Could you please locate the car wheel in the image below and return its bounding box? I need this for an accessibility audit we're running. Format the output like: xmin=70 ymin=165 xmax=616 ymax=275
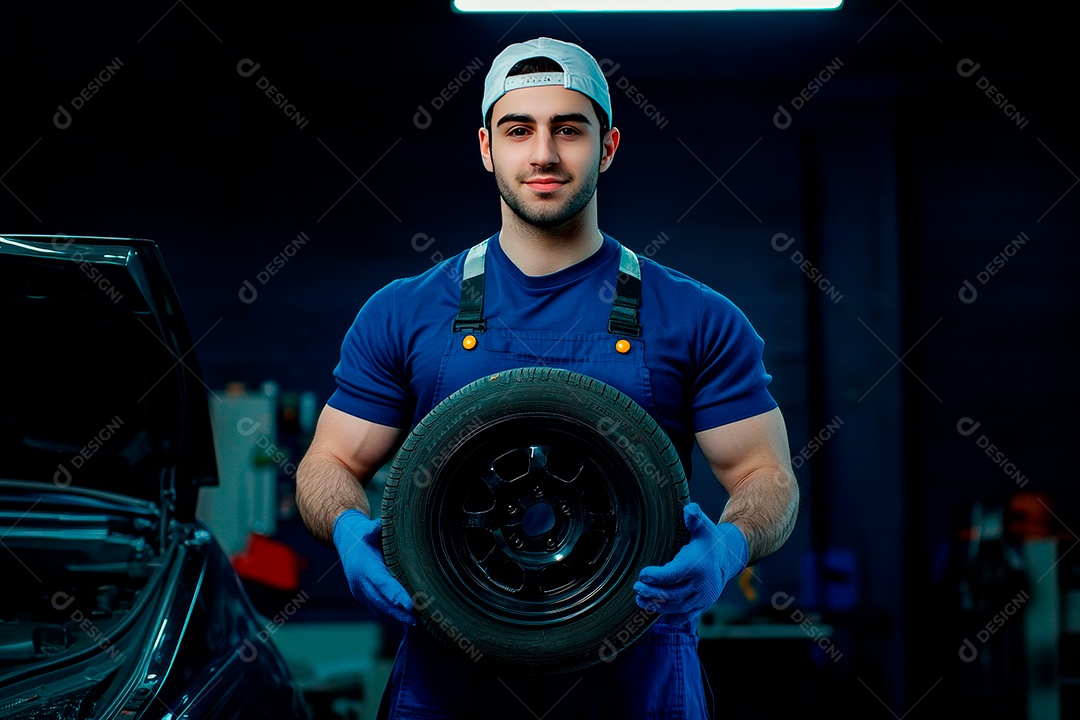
xmin=381 ymin=366 xmax=689 ymax=674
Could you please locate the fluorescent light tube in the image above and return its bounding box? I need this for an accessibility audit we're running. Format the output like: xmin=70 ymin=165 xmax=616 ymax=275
xmin=453 ymin=1 xmax=843 ymax=11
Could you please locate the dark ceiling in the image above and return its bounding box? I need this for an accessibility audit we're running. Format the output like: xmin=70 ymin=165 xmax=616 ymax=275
xmin=4 ymin=2 xmax=1068 ymax=237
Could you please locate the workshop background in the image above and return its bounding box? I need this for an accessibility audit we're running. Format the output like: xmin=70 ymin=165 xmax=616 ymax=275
xmin=3 ymin=1 xmax=1076 ymax=718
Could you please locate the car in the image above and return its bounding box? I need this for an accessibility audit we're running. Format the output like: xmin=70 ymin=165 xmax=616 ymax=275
xmin=0 ymin=234 xmax=312 ymax=719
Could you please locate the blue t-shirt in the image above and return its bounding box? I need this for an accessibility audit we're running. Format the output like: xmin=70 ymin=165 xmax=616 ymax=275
xmin=328 ymin=232 xmax=776 ymax=474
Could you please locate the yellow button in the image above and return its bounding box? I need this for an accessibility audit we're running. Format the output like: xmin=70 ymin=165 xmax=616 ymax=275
xmin=615 ymin=338 xmax=631 ymax=354
xmin=462 ymin=334 xmax=477 ymax=350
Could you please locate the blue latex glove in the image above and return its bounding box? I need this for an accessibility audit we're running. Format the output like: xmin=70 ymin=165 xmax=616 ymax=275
xmin=332 ymin=509 xmax=416 ymax=626
xmin=634 ymin=502 xmax=750 ymax=624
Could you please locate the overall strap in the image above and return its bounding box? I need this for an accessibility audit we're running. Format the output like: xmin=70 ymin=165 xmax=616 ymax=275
xmin=608 ymin=244 xmax=642 ymax=338
xmin=452 ymin=239 xmax=488 ymax=333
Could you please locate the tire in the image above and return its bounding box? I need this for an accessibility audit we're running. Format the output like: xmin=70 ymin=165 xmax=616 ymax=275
xmin=381 ymin=366 xmax=689 ymax=675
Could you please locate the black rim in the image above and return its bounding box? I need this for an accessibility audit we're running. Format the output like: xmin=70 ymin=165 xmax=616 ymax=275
xmin=430 ymin=414 xmax=642 ymax=625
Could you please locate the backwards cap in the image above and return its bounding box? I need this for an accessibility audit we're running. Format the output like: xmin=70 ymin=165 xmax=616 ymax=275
xmin=482 ymin=37 xmax=612 ymax=126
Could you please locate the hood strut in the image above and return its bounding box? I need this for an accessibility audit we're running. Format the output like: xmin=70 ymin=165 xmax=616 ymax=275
xmin=159 ymin=466 xmax=176 ymax=549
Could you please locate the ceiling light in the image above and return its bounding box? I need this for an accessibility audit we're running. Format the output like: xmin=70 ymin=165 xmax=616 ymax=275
xmin=453 ymin=0 xmax=843 ymax=11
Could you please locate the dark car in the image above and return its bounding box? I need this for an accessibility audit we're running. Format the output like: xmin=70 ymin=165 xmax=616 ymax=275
xmin=0 ymin=234 xmax=311 ymax=719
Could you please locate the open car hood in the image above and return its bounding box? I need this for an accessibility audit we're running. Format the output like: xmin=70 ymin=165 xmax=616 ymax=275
xmin=0 ymin=234 xmax=217 ymax=520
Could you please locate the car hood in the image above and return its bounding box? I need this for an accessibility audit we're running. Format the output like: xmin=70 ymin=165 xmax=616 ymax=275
xmin=0 ymin=234 xmax=217 ymax=520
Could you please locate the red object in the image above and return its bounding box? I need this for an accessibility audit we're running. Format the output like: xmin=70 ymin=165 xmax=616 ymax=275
xmin=231 ymin=533 xmax=305 ymax=591
xmin=1007 ymin=492 xmax=1070 ymax=540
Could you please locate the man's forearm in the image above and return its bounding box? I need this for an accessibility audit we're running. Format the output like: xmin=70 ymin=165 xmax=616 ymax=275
xmin=295 ymin=452 xmax=371 ymax=546
xmin=718 ymin=466 xmax=799 ymax=564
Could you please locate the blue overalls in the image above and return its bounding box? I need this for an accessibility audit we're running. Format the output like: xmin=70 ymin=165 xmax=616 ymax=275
xmin=379 ymin=238 xmax=713 ymax=720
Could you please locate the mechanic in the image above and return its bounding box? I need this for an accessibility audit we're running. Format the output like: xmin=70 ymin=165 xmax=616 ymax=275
xmin=296 ymin=36 xmax=799 ymax=720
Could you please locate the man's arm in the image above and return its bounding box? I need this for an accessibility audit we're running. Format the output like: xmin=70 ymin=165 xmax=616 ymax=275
xmin=295 ymin=404 xmax=407 ymax=545
xmin=695 ymin=406 xmax=799 ymax=564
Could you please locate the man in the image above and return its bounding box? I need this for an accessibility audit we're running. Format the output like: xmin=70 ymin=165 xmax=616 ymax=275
xmin=296 ymin=37 xmax=799 ymax=719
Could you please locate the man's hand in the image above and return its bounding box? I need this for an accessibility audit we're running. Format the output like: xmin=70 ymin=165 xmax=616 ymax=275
xmin=333 ymin=509 xmax=416 ymax=626
xmin=633 ymin=503 xmax=749 ymax=624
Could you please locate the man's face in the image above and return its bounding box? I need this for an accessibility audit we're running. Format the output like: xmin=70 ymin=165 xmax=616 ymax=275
xmin=480 ymin=85 xmax=616 ymax=230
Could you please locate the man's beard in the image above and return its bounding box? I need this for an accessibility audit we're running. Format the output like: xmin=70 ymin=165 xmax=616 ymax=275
xmin=494 ymin=161 xmax=600 ymax=230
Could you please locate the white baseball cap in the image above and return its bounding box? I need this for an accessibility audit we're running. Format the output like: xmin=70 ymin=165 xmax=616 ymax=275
xmin=482 ymin=37 xmax=612 ymax=126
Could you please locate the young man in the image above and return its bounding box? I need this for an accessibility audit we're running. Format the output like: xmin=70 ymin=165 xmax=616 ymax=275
xmin=296 ymin=37 xmax=799 ymax=719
